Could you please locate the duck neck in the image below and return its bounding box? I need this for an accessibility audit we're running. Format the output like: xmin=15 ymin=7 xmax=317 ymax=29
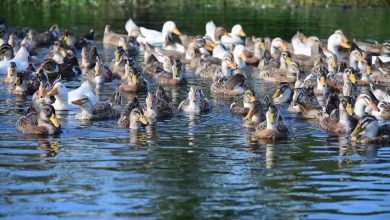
xmin=221 ymin=61 xmax=232 ymax=78
xmin=354 ymin=98 xmax=367 ymax=118
xmin=339 ymin=108 xmax=351 ymax=132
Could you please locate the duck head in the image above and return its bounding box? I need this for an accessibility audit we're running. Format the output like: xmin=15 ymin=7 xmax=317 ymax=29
xmin=172 ymin=59 xmax=183 ymax=78
xmin=39 ymin=104 xmax=60 ymax=129
xmin=231 ymin=24 xmax=246 ymax=37
xmin=327 ymin=30 xmax=350 ymax=60
xmin=343 ymin=67 xmax=357 ymax=84
xmin=340 ymin=96 xmax=354 ymax=116
xmin=266 ymin=104 xmax=280 ymax=130
xmin=7 ymin=62 xmax=16 ymax=82
xmin=162 ymin=21 xmax=181 ymax=37
xmin=129 ymin=108 xmax=149 ymax=129
xmin=71 ymin=95 xmax=93 ymax=113
xmin=273 ymin=82 xmax=292 ymax=103
xmin=243 ymin=89 xmax=256 ymax=108
xmin=351 ymin=114 xmax=379 ymax=139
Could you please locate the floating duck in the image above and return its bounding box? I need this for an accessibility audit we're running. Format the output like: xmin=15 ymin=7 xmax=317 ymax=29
xmin=178 ymin=86 xmax=212 ymax=113
xmin=351 ymin=114 xmax=390 ymax=144
xmin=254 ymin=104 xmax=288 ymax=140
xmin=16 ymin=104 xmax=61 ymax=135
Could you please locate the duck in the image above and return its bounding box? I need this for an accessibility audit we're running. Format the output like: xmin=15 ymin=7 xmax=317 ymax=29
xmin=120 ymin=59 xmax=148 ymax=93
xmin=243 ymin=37 xmax=267 ymax=66
xmin=233 ymin=44 xmax=248 ymax=69
xmin=242 ymin=93 xmax=265 ymax=129
xmin=354 ymin=89 xmax=380 ymax=118
xmin=205 ymin=20 xmax=217 ymax=42
xmin=80 ymin=46 xmax=99 ymax=69
xmin=85 ymin=57 xmax=113 ymax=84
xmin=291 ymin=31 xmax=320 ymax=57
xmin=11 ymin=71 xmax=39 ymax=96
xmin=272 ymin=82 xmax=293 ymax=104
xmin=118 ymin=97 xmax=149 ymax=129
xmin=71 ymin=90 xmax=122 ymax=121
xmin=2 ymin=61 xmax=16 ymax=84
xmin=0 ymin=45 xmax=29 ymax=74
xmin=36 ymin=24 xmax=61 ymax=47
xmin=16 ymin=104 xmax=61 ymax=135
xmin=319 ymin=96 xmax=357 ymax=134
xmin=328 ymin=67 xmax=357 ymax=94
xmin=135 ymin=20 xmax=182 ymax=49
xmin=110 ymin=47 xmax=128 ymax=79
xmin=211 ymin=71 xmax=246 ymax=96
xmin=351 ymin=114 xmax=390 ymax=144
xmin=301 ymin=66 xmax=329 ymax=96
xmin=38 ymin=59 xmax=60 ymax=79
xmin=178 ymin=86 xmax=212 ymax=113
xmin=230 ymin=89 xmax=256 ymax=116
xmin=269 ymin=37 xmax=288 ymax=59
xmin=102 ymin=25 xmax=128 ymax=47
xmin=47 ymin=77 xmax=97 ymax=111
xmin=254 ymin=104 xmax=288 ymax=140
xmin=143 ymin=87 xmax=175 ymax=123
xmin=118 ymin=36 xmax=140 ymax=58
xmin=59 ymin=50 xmax=82 ymax=77
xmin=375 ymin=57 xmax=390 ymax=75
xmin=327 ymin=30 xmax=351 ymax=61
xmin=221 ymin=24 xmax=246 ymax=50
xmin=212 ymin=27 xmax=232 ymax=59
xmin=155 ymin=59 xmax=187 ymax=87
xmin=259 ymin=51 xmax=299 ymax=83
xmin=32 ymin=71 xmax=53 ymax=107
xmin=196 ymin=52 xmax=236 ymax=79
xmin=371 ymin=101 xmax=390 ymax=121
xmin=288 ymin=87 xmax=322 ymax=117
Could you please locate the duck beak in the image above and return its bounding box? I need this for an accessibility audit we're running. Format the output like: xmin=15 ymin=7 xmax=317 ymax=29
xmin=205 ymin=41 xmax=216 ymax=51
xmin=339 ymin=37 xmax=351 ymax=49
xmin=240 ymin=52 xmax=248 ymax=61
xmin=139 ymin=114 xmax=149 ymax=125
xmin=172 ymin=28 xmax=182 ymax=36
xmin=131 ymin=74 xmax=137 ymax=85
xmin=273 ymin=88 xmax=282 ymax=98
xmin=349 ymin=73 xmax=357 ymax=84
xmin=229 ymin=61 xmax=237 ymax=69
xmin=239 ymin=29 xmax=246 ymax=37
xmin=38 ymin=86 xmax=46 ymax=98
xmin=50 ymin=113 xmax=60 ymax=128
xmin=115 ymin=53 xmax=121 ymax=62
xmin=319 ymin=76 xmax=326 ymax=87
xmin=280 ymin=42 xmax=288 ymax=50
xmin=285 ymin=57 xmax=292 ymax=65
xmin=366 ymin=65 xmax=372 ymax=74
xmin=351 ymin=124 xmax=362 ymax=137
xmin=346 ymin=103 xmax=353 ymax=115
xmin=369 ymin=102 xmax=379 ymax=112
xmin=249 ymin=95 xmax=256 ymax=103
xmin=71 ymin=98 xmax=83 ymax=106
xmin=172 ymin=65 xmax=179 ymax=78
xmin=331 ymin=58 xmax=337 ymax=68
xmin=269 ymin=111 xmax=276 ymax=125
xmin=259 ymin=42 xmax=266 ymax=50
xmin=47 ymin=86 xmax=58 ymax=96
xmin=13 ymin=76 xmax=21 ymax=86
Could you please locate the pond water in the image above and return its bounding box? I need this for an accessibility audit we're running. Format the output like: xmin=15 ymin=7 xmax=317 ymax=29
xmin=1 ymin=2 xmax=390 ymax=219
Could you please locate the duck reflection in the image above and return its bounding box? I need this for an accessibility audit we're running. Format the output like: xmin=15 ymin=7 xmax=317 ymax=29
xmin=38 ymin=138 xmax=60 ymax=158
xmin=129 ymin=124 xmax=156 ymax=146
xmin=246 ymin=135 xmax=279 ymax=168
xmin=338 ymin=140 xmax=379 ymax=168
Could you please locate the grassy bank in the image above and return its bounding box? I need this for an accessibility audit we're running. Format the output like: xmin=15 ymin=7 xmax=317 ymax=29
xmin=6 ymin=0 xmax=390 ymax=8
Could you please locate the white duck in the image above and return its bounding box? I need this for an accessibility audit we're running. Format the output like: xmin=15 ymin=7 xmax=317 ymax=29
xmin=205 ymin=21 xmax=217 ymax=42
xmin=291 ymin=31 xmax=320 ymax=57
xmin=327 ymin=30 xmax=351 ymax=61
xmin=0 ymin=46 xmax=29 ymax=74
xmin=221 ymin=24 xmax=246 ymax=50
xmin=47 ymin=80 xmax=97 ymax=111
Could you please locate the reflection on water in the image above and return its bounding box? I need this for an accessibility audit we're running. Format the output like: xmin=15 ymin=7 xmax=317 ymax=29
xmin=1 ymin=2 xmax=390 ymax=220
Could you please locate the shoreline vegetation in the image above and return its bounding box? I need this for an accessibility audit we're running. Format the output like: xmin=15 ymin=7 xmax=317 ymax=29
xmin=5 ymin=0 xmax=390 ymax=8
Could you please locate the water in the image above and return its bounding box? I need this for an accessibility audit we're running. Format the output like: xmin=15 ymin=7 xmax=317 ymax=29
xmin=1 ymin=2 xmax=390 ymax=219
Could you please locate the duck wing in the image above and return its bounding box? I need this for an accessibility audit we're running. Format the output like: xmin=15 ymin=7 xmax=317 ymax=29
xmin=227 ymin=73 xmax=245 ymax=90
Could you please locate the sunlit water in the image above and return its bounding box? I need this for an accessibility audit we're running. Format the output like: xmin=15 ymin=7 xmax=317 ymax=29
xmin=1 ymin=3 xmax=390 ymax=219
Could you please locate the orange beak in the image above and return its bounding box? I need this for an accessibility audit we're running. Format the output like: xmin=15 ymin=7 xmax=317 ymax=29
xmin=204 ymin=41 xmax=216 ymax=51
xmin=71 ymin=98 xmax=84 ymax=105
xmin=172 ymin=28 xmax=182 ymax=36
xmin=38 ymin=87 xmax=46 ymax=98
xmin=228 ymin=61 xmax=237 ymax=69
xmin=47 ymin=86 xmax=58 ymax=96
xmin=331 ymin=58 xmax=337 ymax=68
xmin=239 ymin=29 xmax=246 ymax=37
xmin=369 ymin=102 xmax=379 ymax=112
xmin=249 ymin=95 xmax=256 ymax=102
xmin=280 ymin=42 xmax=287 ymax=50
xmin=339 ymin=36 xmax=351 ymax=49
xmin=240 ymin=53 xmax=248 ymax=61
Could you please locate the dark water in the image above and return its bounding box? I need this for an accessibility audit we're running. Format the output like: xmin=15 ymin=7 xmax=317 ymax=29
xmin=1 ymin=3 xmax=390 ymax=219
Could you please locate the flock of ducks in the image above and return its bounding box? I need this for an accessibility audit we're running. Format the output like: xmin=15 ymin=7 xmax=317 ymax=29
xmin=0 ymin=17 xmax=389 ymax=144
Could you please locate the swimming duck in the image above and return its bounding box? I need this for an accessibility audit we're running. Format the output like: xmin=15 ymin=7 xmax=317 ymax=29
xmin=32 ymin=71 xmax=53 ymax=107
xmin=118 ymin=97 xmax=149 ymax=129
xmin=102 ymin=25 xmax=128 ymax=47
xmin=291 ymin=31 xmax=320 ymax=57
xmin=319 ymin=96 xmax=357 ymax=134
xmin=328 ymin=67 xmax=357 ymax=94
xmin=118 ymin=36 xmax=140 ymax=58
xmin=86 ymin=57 xmax=113 ymax=84
xmin=36 ymin=24 xmax=60 ymax=47
xmin=327 ymin=30 xmax=351 ymax=61
xmin=0 ymin=46 xmax=29 ymax=74
xmin=230 ymin=89 xmax=256 ymax=116
xmin=221 ymin=24 xmax=246 ymax=50
xmin=371 ymin=101 xmax=390 ymax=121
xmin=211 ymin=70 xmax=246 ymax=96
xmin=16 ymin=104 xmax=61 ymax=135
xmin=196 ymin=52 xmax=236 ymax=79
xmin=71 ymin=90 xmax=122 ymax=121
xmin=155 ymin=59 xmax=187 ymax=87
xmin=212 ymin=27 xmax=232 ymax=59
xmin=110 ymin=47 xmax=128 ymax=79
xmin=47 ymin=77 xmax=97 ymax=111
xmin=120 ymin=59 xmax=148 ymax=93
xmin=59 ymin=50 xmax=81 ymax=77
xmin=178 ymin=86 xmax=212 ymax=113
xmin=80 ymin=46 xmax=99 ymax=69
xmin=254 ymin=104 xmax=288 ymax=140
xmin=143 ymin=87 xmax=175 ymax=123
xmin=270 ymin=37 xmax=288 ymax=59
xmin=135 ymin=20 xmax=182 ymax=49
xmin=242 ymin=93 xmax=265 ymax=129
xmin=233 ymin=44 xmax=248 ymax=69
xmin=272 ymin=82 xmax=293 ymax=104
xmin=2 ymin=61 xmax=16 ymax=84
xmin=259 ymin=51 xmax=299 ymax=83
xmin=11 ymin=71 xmax=39 ymax=96
xmin=354 ymin=90 xmax=380 ymax=118
xmin=351 ymin=114 xmax=390 ymax=144
xmin=288 ymin=87 xmax=322 ymax=117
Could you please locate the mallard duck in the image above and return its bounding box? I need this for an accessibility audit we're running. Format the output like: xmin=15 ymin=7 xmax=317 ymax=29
xmin=272 ymin=82 xmax=293 ymax=104
xmin=243 ymin=37 xmax=267 ymax=66
xmin=301 ymin=66 xmax=329 ymax=96
xmin=371 ymin=101 xmax=390 ymax=121
xmin=288 ymin=87 xmax=322 ymax=118
xmin=110 ymin=47 xmax=128 ymax=79
xmin=0 ymin=43 xmax=14 ymax=60
xmin=118 ymin=97 xmax=149 ymax=129
xmin=11 ymin=71 xmax=39 ymax=96
xmin=155 ymin=59 xmax=187 ymax=87
xmin=196 ymin=52 xmax=236 ymax=79
xmin=319 ymin=96 xmax=357 ymax=134
xmin=120 ymin=59 xmax=147 ymax=93
xmin=327 ymin=30 xmax=351 ymax=61
xmin=102 ymin=25 xmax=128 ymax=47
xmin=0 ymin=46 xmax=29 ymax=74
xmin=349 ymin=49 xmax=364 ymax=72
xmin=47 ymin=78 xmax=97 ymax=111
xmin=16 ymin=104 xmax=61 ymax=135
xmin=354 ymin=90 xmax=380 ymax=118
xmin=211 ymin=72 xmax=246 ymax=96
xmin=221 ymin=24 xmax=246 ymax=50
xmin=254 ymin=104 xmax=288 ymax=140
xmin=143 ymin=87 xmax=175 ymax=123
xmin=59 ymin=50 xmax=81 ymax=77
xmin=242 ymin=94 xmax=265 ymax=129
xmin=86 ymin=57 xmax=113 ymax=84
xmin=230 ymin=89 xmax=256 ymax=116
xmin=328 ymin=67 xmax=357 ymax=94
xmin=118 ymin=36 xmax=140 ymax=58
xmin=351 ymin=114 xmax=390 ymax=144
xmin=178 ymin=86 xmax=212 ymax=113
xmin=2 ymin=61 xmax=16 ymax=84
xmin=269 ymin=37 xmax=288 ymax=59
xmin=80 ymin=46 xmax=98 ymax=69
xmin=32 ymin=71 xmax=53 ymax=107
xmin=259 ymin=51 xmax=299 ymax=83
xmin=71 ymin=90 xmax=122 ymax=121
